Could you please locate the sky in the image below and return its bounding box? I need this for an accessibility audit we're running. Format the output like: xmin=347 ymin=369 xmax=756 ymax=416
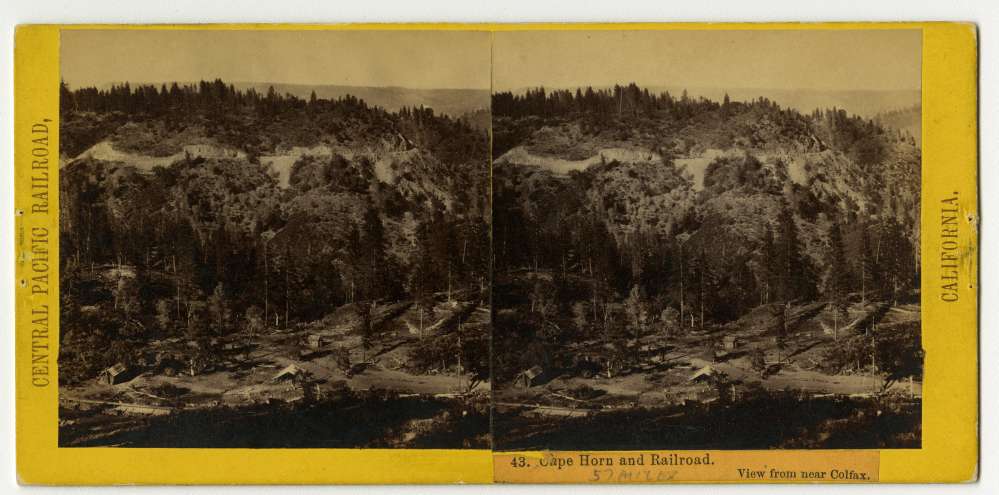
xmin=61 ymin=29 xmax=492 ymax=90
xmin=492 ymin=29 xmax=921 ymax=93
xmin=60 ymin=28 xmax=921 ymax=112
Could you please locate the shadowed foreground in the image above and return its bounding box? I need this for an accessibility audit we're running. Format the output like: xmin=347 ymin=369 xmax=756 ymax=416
xmin=494 ymin=390 xmax=920 ymax=451
xmin=60 ymin=393 xmax=490 ymax=449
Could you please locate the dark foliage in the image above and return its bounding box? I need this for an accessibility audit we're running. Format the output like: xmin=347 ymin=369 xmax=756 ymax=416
xmin=494 ymin=391 xmax=920 ymax=451
xmin=60 ymin=393 xmax=489 ymax=449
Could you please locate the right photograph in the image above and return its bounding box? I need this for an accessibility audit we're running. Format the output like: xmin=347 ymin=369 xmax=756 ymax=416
xmin=491 ymin=29 xmax=923 ymax=450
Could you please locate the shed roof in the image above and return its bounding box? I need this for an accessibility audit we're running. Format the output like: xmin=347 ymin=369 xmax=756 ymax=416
xmin=520 ymin=365 xmax=544 ymax=380
xmin=106 ymin=363 xmax=127 ymax=376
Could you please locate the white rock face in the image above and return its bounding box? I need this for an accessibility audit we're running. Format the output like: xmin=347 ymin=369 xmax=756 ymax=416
xmin=498 ymin=145 xmax=752 ymax=192
xmin=72 ymin=141 xmax=247 ymax=172
xmin=496 ymin=145 xmax=662 ymax=175
xmin=259 ymin=145 xmax=334 ymax=188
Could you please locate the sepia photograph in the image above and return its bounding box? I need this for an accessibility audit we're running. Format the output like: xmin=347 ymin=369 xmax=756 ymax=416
xmin=491 ymin=29 xmax=923 ymax=450
xmin=57 ymin=29 xmax=492 ymax=448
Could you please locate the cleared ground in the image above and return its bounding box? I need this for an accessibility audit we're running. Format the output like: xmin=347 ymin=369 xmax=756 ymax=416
xmin=494 ymin=280 xmax=922 ymax=450
xmin=59 ymin=296 xmax=490 ymax=448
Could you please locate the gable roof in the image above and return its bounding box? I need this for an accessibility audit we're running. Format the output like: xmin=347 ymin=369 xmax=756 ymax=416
xmin=689 ymin=365 xmax=721 ymax=382
xmin=273 ymin=364 xmax=304 ymax=381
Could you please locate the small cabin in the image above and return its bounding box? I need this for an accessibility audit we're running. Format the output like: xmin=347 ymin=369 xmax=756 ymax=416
xmin=273 ymin=364 xmax=305 ymax=382
xmin=723 ymin=335 xmax=742 ymax=350
xmin=514 ymin=366 xmax=545 ymax=388
xmin=688 ymin=365 xmax=723 ymax=384
xmin=97 ymin=363 xmax=130 ymax=385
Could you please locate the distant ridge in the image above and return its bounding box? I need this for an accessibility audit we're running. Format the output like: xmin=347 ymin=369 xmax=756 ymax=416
xmin=507 ymin=85 xmax=920 ymax=119
xmin=874 ymin=105 xmax=921 ymax=146
xmin=232 ymin=82 xmax=490 ymax=118
xmin=93 ymin=81 xmax=490 ymax=119
xmin=654 ymin=87 xmax=920 ymax=119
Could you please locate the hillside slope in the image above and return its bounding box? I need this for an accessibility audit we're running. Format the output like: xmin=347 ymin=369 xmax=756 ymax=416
xmin=58 ymin=80 xmax=490 ymax=390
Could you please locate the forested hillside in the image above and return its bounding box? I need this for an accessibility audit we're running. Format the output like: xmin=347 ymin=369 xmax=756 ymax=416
xmin=492 ymin=83 xmax=922 ymax=450
xmin=493 ymin=83 xmax=921 ymax=384
xmin=58 ymin=80 xmax=490 ymax=385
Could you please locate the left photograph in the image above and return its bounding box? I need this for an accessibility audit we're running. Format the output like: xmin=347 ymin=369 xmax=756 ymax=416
xmin=57 ymin=29 xmax=492 ymax=448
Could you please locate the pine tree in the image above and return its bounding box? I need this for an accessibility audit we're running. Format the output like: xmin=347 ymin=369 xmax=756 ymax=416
xmin=359 ymin=301 xmax=374 ymax=362
xmin=207 ymin=282 xmax=228 ymax=335
xmin=359 ymin=208 xmax=386 ymax=303
xmin=625 ymin=284 xmax=648 ymax=339
xmin=775 ymin=202 xmax=814 ymax=302
xmin=826 ymin=219 xmax=850 ymax=338
xmin=60 ymin=80 xmax=75 ymax=116
xmin=588 ymin=216 xmax=617 ymax=333
xmin=695 ymin=246 xmax=709 ymax=328
xmin=857 ymin=222 xmax=877 ymax=304
xmin=878 ymin=218 xmax=915 ymax=305
xmin=760 ymin=224 xmax=778 ymax=305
